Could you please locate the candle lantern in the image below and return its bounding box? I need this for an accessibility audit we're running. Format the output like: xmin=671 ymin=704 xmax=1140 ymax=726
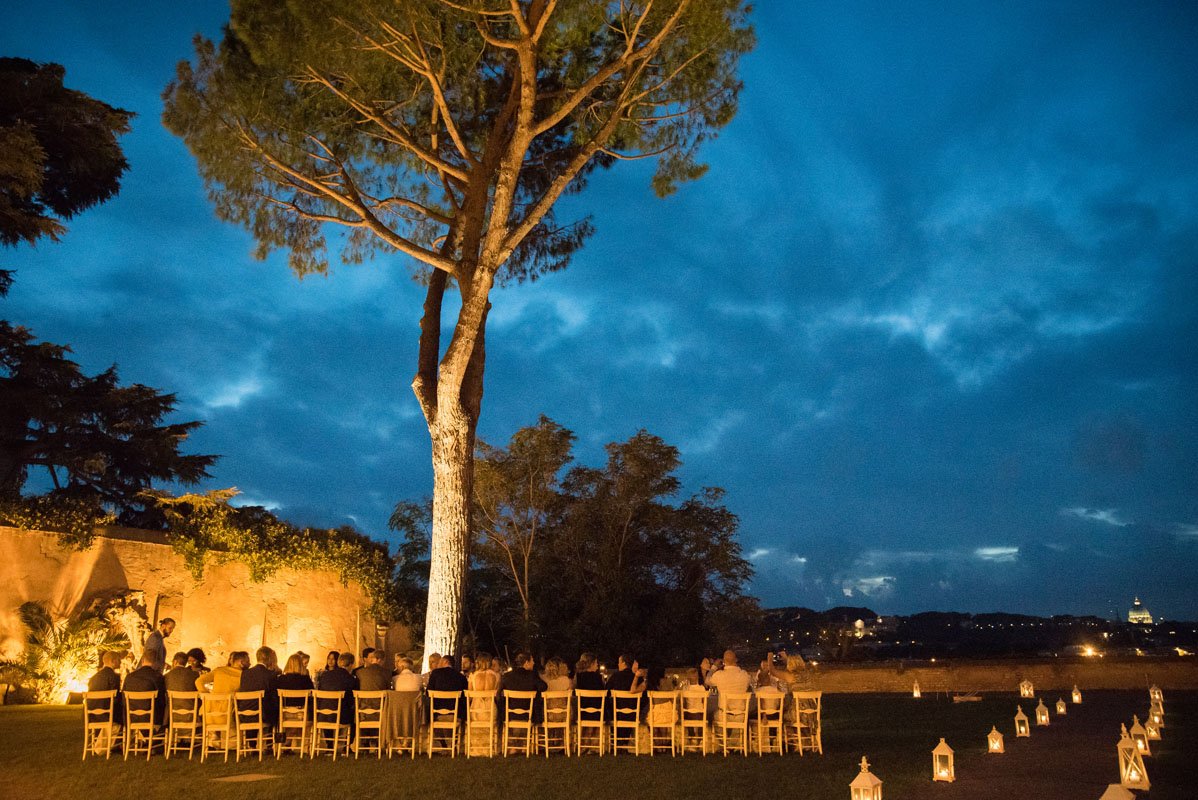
xmin=1014 ymin=706 xmax=1030 ymax=737
xmin=1118 ymin=725 xmax=1150 ymax=791
xmin=987 ymin=726 xmax=1004 ymax=754
xmin=932 ymin=738 xmax=954 ymax=782
xmin=1056 ymin=698 xmax=1067 ymax=715
xmin=1145 ymin=716 xmax=1161 ymax=741
xmin=1072 ymin=685 xmax=1082 ymax=704
xmin=1129 ymin=716 xmax=1150 ymax=756
xmin=1149 ymin=700 xmax=1164 ymax=729
xmin=912 ymin=680 xmax=921 ymax=699
xmin=850 ymin=756 xmax=883 ymax=800
xmin=1149 ymin=684 xmax=1163 ymax=704
xmin=1035 ymin=699 xmax=1050 ymax=726
xmin=1019 ymin=679 xmax=1034 ymax=698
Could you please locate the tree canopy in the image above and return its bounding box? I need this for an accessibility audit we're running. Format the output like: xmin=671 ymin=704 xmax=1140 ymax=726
xmin=164 ymin=0 xmax=754 ymax=660
xmin=0 ymin=57 xmax=134 ymax=292
xmin=0 ymin=322 xmax=217 ymax=527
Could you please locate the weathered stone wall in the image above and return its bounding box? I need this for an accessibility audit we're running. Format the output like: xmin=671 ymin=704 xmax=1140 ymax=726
xmin=0 ymin=526 xmax=411 ymax=668
xmin=805 ymin=659 xmax=1198 ymax=693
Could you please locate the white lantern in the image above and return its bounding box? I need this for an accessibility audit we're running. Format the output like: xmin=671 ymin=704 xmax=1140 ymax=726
xmin=1072 ymin=685 xmax=1082 ymax=704
xmin=1118 ymin=725 xmax=1150 ymax=791
xmin=1149 ymin=684 xmax=1163 ymax=703
xmin=912 ymin=680 xmax=921 ymax=699
xmin=1145 ymin=716 xmax=1161 ymax=741
xmin=1035 ymin=699 xmax=1050 ymax=726
xmin=850 ymin=756 xmax=883 ymax=800
xmin=1019 ymin=679 xmax=1034 ymax=698
xmin=1056 ymin=698 xmax=1067 ymax=715
xmin=987 ymin=726 xmax=1004 ymax=754
xmin=1129 ymin=716 xmax=1150 ymax=756
xmin=1014 ymin=705 xmax=1030 ymax=737
xmin=1149 ymin=700 xmax=1164 ymax=729
xmin=932 ymin=738 xmax=954 ymax=782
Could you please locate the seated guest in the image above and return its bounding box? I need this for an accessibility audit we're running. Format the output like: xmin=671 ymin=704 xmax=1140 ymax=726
xmin=197 ymin=651 xmax=249 ymax=694
xmin=392 ymin=651 xmax=405 ymax=677
xmin=573 ymin=653 xmax=604 ymax=691
xmin=123 ymin=650 xmax=168 ymax=726
xmin=277 ymin=652 xmax=315 ymax=691
xmin=296 ymin=651 xmax=310 ymax=678
xmin=392 ymin=657 xmax=422 ymax=691
xmin=186 ymin=647 xmax=208 ymax=674
xmin=427 ymin=655 xmax=468 ymax=692
xmin=87 ymin=650 xmax=125 ymax=725
xmin=316 ymin=651 xmax=339 ymax=684
xmin=605 ymin=654 xmax=646 ymax=693
xmin=316 ymin=651 xmax=357 ymax=728
xmin=165 ymin=651 xmax=199 ymax=693
xmin=499 ymin=652 xmax=547 ymax=723
xmin=460 ymin=654 xmax=474 ymax=677
xmin=421 ymin=652 xmax=440 ymax=687
xmin=353 ymin=647 xmax=375 ymax=679
xmin=239 ymin=646 xmax=280 ymax=729
xmin=542 ymin=656 xmax=573 ymax=692
xmin=468 ymin=653 xmax=499 ymax=692
xmin=706 ymin=649 xmax=751 ymax=695
xmin=356 ymin=648 xmax=392 ymax=692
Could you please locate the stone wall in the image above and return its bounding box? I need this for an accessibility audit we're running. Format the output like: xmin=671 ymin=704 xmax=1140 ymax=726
xmin=0 ymin=526 xmax=411 ymax=669
xmin=806 ymin=659 xmax=1198 ymax=693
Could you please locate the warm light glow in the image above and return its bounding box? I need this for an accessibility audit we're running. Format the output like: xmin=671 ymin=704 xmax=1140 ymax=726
xmin=1082 ymin=645 xmax=1096 ymax=656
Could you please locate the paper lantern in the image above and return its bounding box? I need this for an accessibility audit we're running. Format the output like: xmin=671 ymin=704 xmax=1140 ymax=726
xmin=912 ymin=680 xmax=921 ymax=699
xmin=1129 ymin=716 xmax=1150 ymax=756
xmin=932 ymin=738 xmax=954 ymax=782
xmin=1056 ymin=698 xmax=1067 ymax=715
xmin=1019 ymin=679 xmax=1035 ymax=698
xmin=1118 ymin=725 xmax=1150 ymax=791
xmin=850 ymin=756 xmax=883 ymax=800
xmin=1014 ymin=706 xmax=1030 ymax=737
xmin=1149 ymin=684 xmax=1163 ymax=704
xmin=987 ymin=726 xmax=1004 ymax=754
xmin=1036 ymin=699 xmax=1050 ymax=726
xmin=1072 ymin=685 xmax=1082 ymax=704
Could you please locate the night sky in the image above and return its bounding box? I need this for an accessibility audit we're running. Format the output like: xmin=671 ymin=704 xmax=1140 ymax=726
xmin=5 ymin=2 xmax=1197 ymax=620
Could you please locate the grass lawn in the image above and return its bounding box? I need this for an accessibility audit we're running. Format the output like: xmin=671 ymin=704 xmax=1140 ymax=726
xmin=1 ymin=691 xmax=1192 ymax=799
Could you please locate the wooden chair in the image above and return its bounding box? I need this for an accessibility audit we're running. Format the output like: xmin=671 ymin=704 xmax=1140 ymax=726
xmin=276 ymin=689 xmax=310 ymax=758
xmin=610 ymin=690 xmax=642 ymax=755
xmin=647 ymin=691 xmax=678 ymax=756
xmin=123 ymin=690 xmax=161 ymax=761
xmin=353 ymin=690 xmax=387 ymax=759
xmin=387 ymin=690 xmax=422 ymax=758
xmin=502 ymin=690 xmax=537 ymax=757
xmin=540 ymin=690 xmax=572 ymax=757
xmin=82 ymin=690 xmax=120 ymax=760
xmin=792 ymin=690 xmax=822 ymax=755
xmin=311 ymin=690 xmax=348 ymax=759
xmin=166 ymin=691 xmax=202 ymax=759
xmin=234 ymin=691 xmax=268 ymax=761
xmin=714 ymin=691 xmax=751 ymax=756
xmin=575 ymin=689 xmax=607 ymax=756
xmin=465 ymin=690 xmax=497 ymax=757
xmin=755 ymin=688 xmax=785 ymax=756
xmin=201 ymin=692 xmax=234 ymax=762
xmin=679 ymin=687 xmax=709 ymax=755
xmin=427 ymin=690 xmax=462 ymax=757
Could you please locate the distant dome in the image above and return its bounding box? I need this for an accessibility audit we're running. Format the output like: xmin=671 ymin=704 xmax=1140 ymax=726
xmin=1127 ymin=597 xmax=1154 ymax=625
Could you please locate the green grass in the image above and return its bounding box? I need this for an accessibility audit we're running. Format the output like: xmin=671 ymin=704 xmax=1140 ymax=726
xmin=1 ymin=691 xmax=1193 ymax=799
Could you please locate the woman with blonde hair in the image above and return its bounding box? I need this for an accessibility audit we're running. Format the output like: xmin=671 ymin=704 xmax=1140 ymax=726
xmin=542 ymin=656 xmax=573 ymax=692
xmin=468 ymin=652 xmax=499 ymax=691
xmin=277 ymin=652 xmax=314 ymax=690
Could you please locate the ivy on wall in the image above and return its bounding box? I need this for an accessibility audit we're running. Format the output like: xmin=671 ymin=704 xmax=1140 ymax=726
xmin=1 ymin=489 xmax=400 ymax=619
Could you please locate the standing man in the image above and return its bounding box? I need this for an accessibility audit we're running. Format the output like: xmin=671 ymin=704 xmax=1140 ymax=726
xmin=142 ymin=618 xmax=175 ymax=673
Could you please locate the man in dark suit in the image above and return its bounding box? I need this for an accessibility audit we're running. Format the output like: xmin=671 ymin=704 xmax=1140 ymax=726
xmin=499 ymin=652 xmax=547 ymax=723
xmin=239 ymin=646 xmax=280 ymax=729
xmin=355 ymin=649 xmax=392 ymax=692
xmin=87 ymin=650 xmax=124 ymax=725
xmin=165 ymin=651 xmax=198 ymax=693
xmin=316 ymin=651 xmax=358 ymax=728
xmin=123 ymin=651 xmax=167 ymax=726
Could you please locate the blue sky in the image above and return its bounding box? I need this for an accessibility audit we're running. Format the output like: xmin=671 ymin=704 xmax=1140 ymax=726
xmin=5 ymin=2 xmax=1197 ymax=620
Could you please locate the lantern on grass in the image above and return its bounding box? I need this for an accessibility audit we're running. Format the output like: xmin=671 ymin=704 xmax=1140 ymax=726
xmin=987 ymin=726 xmax=1004 ymax=753
xmin=1035 ymin=699 xmax=1050 ymax=726
xmin=1129 ymin=716 xmax=1150 ymax=756
xmin=850 ymin=756 xmax=883 ymax=800
xmin=1098 ymin=785 xmax=1135 ymax=800
xmin=1072 ymin=685 xmax=1082 ymax=704
xmin=912 ymin=680 xmax=921 ymax=699
xmin=1145 ymin=716 xmax=1161 ymax=741
xmin=1118 ymin=725 xmax=1150 ymax=791
xmin=932 ymin=738 xmax=955 ymax=782
xmin=1056 ymin=698 xmax=1067 ymax=715
xmin=1014 ymin=706 xmax=1030 ymax=737
xmin=1149 ymin=700 xmax=1164 ymax=729
xmin=1149 ymin=684 xmax=1163 ymax=703
xmin=1019 ymin=679 xmax=1034 ymax=698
